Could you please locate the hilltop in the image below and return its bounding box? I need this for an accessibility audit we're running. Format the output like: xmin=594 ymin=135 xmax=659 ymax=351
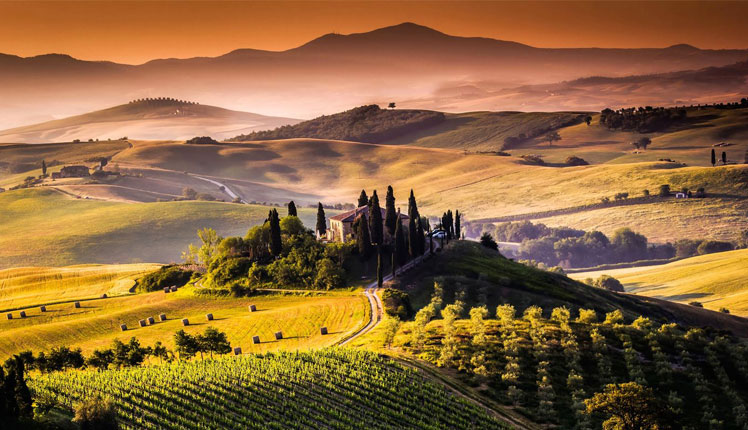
xmin=0 ymin=98 xmax=299 ymax=143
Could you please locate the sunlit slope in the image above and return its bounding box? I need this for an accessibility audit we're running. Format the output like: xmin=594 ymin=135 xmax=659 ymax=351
xmin=569 ymin=249 xmax=748 ymax=315
xmin=0 ymin=287 xmax=366 ymax=357
xmin=0 ymin=264 xmax=159 ymax=311
xmin=0 ymin=188 xmax=320 ymax=268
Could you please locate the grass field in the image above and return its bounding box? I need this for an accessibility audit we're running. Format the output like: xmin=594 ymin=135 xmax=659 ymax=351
xmin=570 ymin=249 xmax=748 ymax=316
xmin=0 ymin=187 xmax=321 ymax=268
xmin=0 ymin=264 xmax=159 ymax=311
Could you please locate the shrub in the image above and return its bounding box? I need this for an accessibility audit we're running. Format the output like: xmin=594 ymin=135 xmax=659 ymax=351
xmin=204 ymin=257 xmax=252 ymax=288
xmin=719 ymin=307 xmax=730 ymax=314
xmin=136 ymin=266 xmax=193 ymax=293
xmin=185 ymin=136 xmax=219 ymax=145
xmin=576 ymin=309 xmax=597 ymax=324
xmin=689 ymin=301 xmax=703 ymax=308
xmin=381 ymin=289 xmax=414 ymax=320
xmin=479 ymin=233 xmax=499 ymax=251
xmin=565 ymin=156 xmax=588 ymax=166
xmin=658 ymin=184 xmax=671 ymax=197
xmin=314 ymin=258 xmax=345 ymax=290
xmin=520 ymin=154 xmax=546 ymax=166
xmin=593 ymin=275 xmax=625 ymax=292
xmin=73 ymin=397 xmax=119 ymax=430
xmin=696 ymin=240 xmax=734 ymax=255
xmin=196 ymin=193 xmax=216 ymax=201
xmin=182 ymin=187 xmax=198 ymax=200
xmin=604 ymin=310 xmax=624 ymax=324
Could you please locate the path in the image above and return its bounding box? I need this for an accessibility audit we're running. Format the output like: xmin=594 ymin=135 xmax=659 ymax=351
xmin=339 ymin=242 xmax=440 ymax=346
xmin=191 ymin=174 xmax=247 ymax=203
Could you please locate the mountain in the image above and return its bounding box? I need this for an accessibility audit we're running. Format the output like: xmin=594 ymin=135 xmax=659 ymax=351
xmin=0 ymin=98 xmax=300 ymax=143
xmin=2 ymin=22 xmax=747 ymax=129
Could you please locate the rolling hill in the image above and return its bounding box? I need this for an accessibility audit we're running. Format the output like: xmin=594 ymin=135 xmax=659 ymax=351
xmin=569 ymin=249 xmax=748 ymax=316
xmin=0 ymin=98 xmax=299 ymax=143
xmin=2 ymin=22 xmax=748 ymax=129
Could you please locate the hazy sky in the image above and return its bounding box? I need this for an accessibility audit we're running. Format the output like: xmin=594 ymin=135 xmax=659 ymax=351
xmin=2 ymin=1 xmax=748 ymax=64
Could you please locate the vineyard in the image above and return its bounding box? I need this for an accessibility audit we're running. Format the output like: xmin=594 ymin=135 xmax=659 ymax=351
xmin=397 ymin=303 xmax=748 ymax=429
xmin=30 ymin=348 xmax=510 ymax=430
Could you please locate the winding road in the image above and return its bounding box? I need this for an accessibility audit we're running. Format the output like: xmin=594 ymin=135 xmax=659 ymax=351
xmin=192 ymin=175 xmax=247 ymax=203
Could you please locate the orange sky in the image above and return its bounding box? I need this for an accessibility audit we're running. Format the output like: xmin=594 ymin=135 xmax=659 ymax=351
xmin=2 ymin=1 xmax=747 ymax=64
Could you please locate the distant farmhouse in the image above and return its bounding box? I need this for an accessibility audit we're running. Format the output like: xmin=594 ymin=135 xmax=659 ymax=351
xmin=327 ymin=205 xmax=408 ymax=243
xmin=51 ymin=165 xmax=90 ymax=179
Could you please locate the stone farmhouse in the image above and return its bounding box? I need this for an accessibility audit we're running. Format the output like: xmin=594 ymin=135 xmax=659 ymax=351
xmin=326 ymin=206 xmax=409 ymax=243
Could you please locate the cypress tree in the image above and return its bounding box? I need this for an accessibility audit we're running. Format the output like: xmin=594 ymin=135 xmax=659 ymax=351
xmin=357 ymin=214 xmax=373 ymax=261
xmin=269 ymin=209 xmax=282 ymax=257
xmin=395 ymin=216 xmax=408 ymax=265
xmin=408 ymin=189 xmax=420 ymax=221
xmin=446 ymin=210 xmax=454 ymax=239
xmin=377 ymin=247 xmax=383 ymax=288
xmin=357 ymin=189 xmax=368 ymax=207
xmin=287 ymin=201 xmax=297 ymax=217
xmin=12 ymin=358 xmax=31 ymax=418
xmin=316 ymin=203 xmax=326 ymax=236
xmin=416 ymin=219 xmax=425 ymax=256
xmin=408 ymin=215 xmax=418 ymax=260
xmin=385 ymin=185 xmax=397 ymax=236
xmin=722 ymin=151 xmax=727 ymax=165
xmin=455 ymin=210 xmax=461 ymax=240
xmin=711 ymin=148 xmax=716 ymax=167
xmin=369 ymin=190 xmax=383 ymax=246
xmin=42 ymin=160 xmax=47 ymax=176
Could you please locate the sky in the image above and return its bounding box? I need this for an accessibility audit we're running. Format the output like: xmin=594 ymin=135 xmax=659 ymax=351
xmin=1 ymin=1 xmax=748 ymax=64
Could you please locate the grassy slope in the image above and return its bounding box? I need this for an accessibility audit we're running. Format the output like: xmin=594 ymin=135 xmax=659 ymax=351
xmin=0 ymin=264 xmax=159 ymax=311
xmin=394 ymin=241 xmax=748 ymax=335
xmin=569 ymin=249 xmax=748 ymax=316
xmin=0 ymin=188 xmax=320 ymax=268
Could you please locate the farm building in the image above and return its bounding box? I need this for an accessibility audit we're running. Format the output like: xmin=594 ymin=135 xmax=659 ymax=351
xmin=326 ymin=205 xmax=408 ymax=243
xmin=51 ymin=165 xmax=90 ymax=179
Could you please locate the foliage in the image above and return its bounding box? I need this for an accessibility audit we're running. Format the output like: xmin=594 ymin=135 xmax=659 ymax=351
xmin=185 ymin=136 xmax=219 ymax=145
xmin=135 ymin=265 xmax=193 ymax=293
xmin=593 ymin=275 xmax=625 ymax=292
xmin=73 ymin=397 xmax=119 ymax=430
xmin=600 ymin=106 xmax=687 ymax=133
xmin=565 ymin=155 xmax=589 ymax=166
xmin=479 ymin=233 xmax=499 ymax=251
xmin=584 ymin=383 xmax=665 ymax=430
xmin=381 ymin=289 xmax=414 ymax=320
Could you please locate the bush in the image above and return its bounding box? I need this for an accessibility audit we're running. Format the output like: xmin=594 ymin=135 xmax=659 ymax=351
xmin=182 ymin=188 xmax=197 ymax=200
xmin=696 ymin=240 xmax=734 ymax=255
xmin=658 ymin=184 xmax=671 ymax=197
xmin=593 ymin=275 xmax=625 ymax=292
xmin=196 ymin=193 xmax=216 ymax=201
xmin=381 ymin=289 xmax=414 ymax=320
xmin=73 ymin=397 xmax=119 ymax=430
xmin=479 ymin=233 xmax=499 ymax=251
xmin=520 ymin=154 xmax=545 ymax=166
xmin=136 ymin=266 xmax=193 ymax=293
xmin=185 ymin=136 xmax=219 ymax=145
xmin=204 ymin=257 xmax=253 ymax=288
xmin=689 ymin=301 xmax=703 ymax=308
xmin=314 ymin=258 xmax=345 ymax=290
xmin=565 ymin=156 xmax=589 ymax=166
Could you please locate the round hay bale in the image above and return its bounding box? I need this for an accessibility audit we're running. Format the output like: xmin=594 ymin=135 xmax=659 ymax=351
xmin=233 ymin=347 xmax=242 ymax=355
xmin=320 ymin=327 xmax=328 ymax=335
xmin=164 ymin=287 xmax=170 ymax=293
xmin=274 ymin=331 xmax=283 ymax=340
xmin=40 ymin=306 xmax=47 ymax=312
xmin=100 ymin=294 xmax=108 ymax=299
xmin=74 ymin=301 xmax=81 ymax=308
xmin=147 ymin=317 xmax=155 ymax=325
xmin=248 ymin=304 xmax=257 ymax=312
xmin=19 ymin=311 xmax=26 ymax=318
xmin=206 ymin=313 xmax=214 ymax=321
xmin=182 ymin=318 xmax=189 ymax=326
xmin=138 ymin=319 xmax=146 ymax=327
xmin=120 ymin=324 xmax=127 ymax=331
xmin=5 ymin=313 xmax=11 ymax=320
xmin=159 ymin=313 xmax=167 ymax=321
xmin=170 ymin=286 xmax=178 ymax=292
xmin=252 ymin=335 xmax=260 ymax=344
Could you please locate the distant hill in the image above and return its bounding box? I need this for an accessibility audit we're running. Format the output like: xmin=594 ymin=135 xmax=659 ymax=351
xmin=2 ymin=22 xmax=748 ymax=128
xmin=0 ymin=98 xmax=299 ymax=143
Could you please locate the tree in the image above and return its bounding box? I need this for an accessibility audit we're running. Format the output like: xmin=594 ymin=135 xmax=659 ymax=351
xmin=385 ymin=186 xmax=397 ymax=236
xmin=415 ymin=220 xmax=425 ymax=256
xmin=381 ymin=318 xmax=400 ymax=348
xmin=182 ymin=187 xmax=198 ymax=200
xmin=42 ymin=159 xmax=47 ymax=176
xmin=711 ymin=148 xmax=716 ymax=167
xmin=722 ymin=151 xmax=727 ymax=165
xmin=151 ymin=341 xmax=170 ymax=364
xmin=316 ymin=203 xmax=327 ymax=237
xmin=357 ymin=213 xmax=373 ymax=261
xmin=387 ymin=102 xmax=396 ymax=110
xmin=408 ymin=215 xmax=418 ymax=260
xmin=594 ymin=275 xmax=625 ymax=292
xmin=287 ymin=201 xmax=297 ymax=217
xmin=174 ymin=330 xmax=199 ymax=360
xmin=455 ymin=210 xmax=461 ymax=239
xmin=585 ymin=116 xmax=592 ymax=126
xmin=658 ymin=184 xmax=670 ymax=197
xmin=395 ymin=216 xmax=408 ymax=265
xmin=407 ymin=189 xmax=420 ymax=221
xmin=369 ymin=190 xmax=383 ymax=246
xmin=269 ymin=209 xmax=282 ymax=257
xmin=636 ymin=137 xmax=651 ymax=150
xmin=357 ymin=189 xmax=368 ymax=208
xmin=73 ymin=397 xmax=119 ymax=430
xmin=376 ymin=248 xmax=383 ymax=288
xmin=584 ymin=382 xmax=665 ymax=430
xmin=545 ymin=131 xmax=561 ymax=146
xmin=480 ymin=233 xmax=498 ymax=251
xmin=199 ymin=327 xmax=231 ymax=358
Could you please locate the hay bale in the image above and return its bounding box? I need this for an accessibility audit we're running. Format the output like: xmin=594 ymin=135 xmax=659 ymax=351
xmin=159 ymin=313 xmax=167 ymax=322
xmin=138 ymin=319 xmax=146 ymax=327
xmin=206 ymin=313 xmax=214 ymax=321
xmin=233 ymin=347 xmax=242 ymax=355
xmin=170 ymin=286 xmax=178 ymax=292
xmin=274 ymin=331 xmax=283 ymax=340
xmin=40 ymin=306 xmax=47 ymax=312
xmin=164 ymin=287 xmax=170 ymax=293
xmin=182 ymin=318 xmax=189 ymax=326
xmin=320 ymin=327 xmax=328 ymax=335
xmin=5 ymin=313 xmax=11 ymax=320
xmin=74 ymin=301 xmax=81 ymax=308
xmin=120 ymin=324 xmax=127 ymax=331
xmin=248 ymin=304 xmax=257 ymax=312
xmin=147 ymin=316 xmax=155 ymax=325
xmin=100 ymin=294 xmax=108 ymax=299
xmin=19 ymin=311 xmax=26 ymax=318
xmin=252 ymin=335 xmax=260 ymax=344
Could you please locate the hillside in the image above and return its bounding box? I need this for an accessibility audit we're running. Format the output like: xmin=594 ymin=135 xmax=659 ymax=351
xmin=0 ymin=188 xmax=321 ymax=268
xmin=30 ymin=349 xmax=510 ymax=430
xmin=569 ymin=249 xmax=748 ymax=316
xmin=3 ymin=23 xmax=748 ymax=129
xmin=0 ymin=98 xmax=299 ymax=143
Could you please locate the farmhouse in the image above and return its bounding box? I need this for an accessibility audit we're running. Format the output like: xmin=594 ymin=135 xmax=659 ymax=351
xmin=327 ymin=205 xmax=408 ymax=243
xmin=51 ymin=165 xmax=90 ymax=179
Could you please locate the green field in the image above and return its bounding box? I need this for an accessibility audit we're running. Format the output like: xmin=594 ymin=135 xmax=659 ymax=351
xmin=31 ymin=349 xmax=509 ymax=430
xmin=0 ymin=187 xmax=321 ymax=268
xmin=570 ymin=249 xmax=748 ymax=316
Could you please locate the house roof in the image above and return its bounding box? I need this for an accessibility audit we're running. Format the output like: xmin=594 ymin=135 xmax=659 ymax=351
xmin=329 ymin=205 xmax=409 ymax=223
